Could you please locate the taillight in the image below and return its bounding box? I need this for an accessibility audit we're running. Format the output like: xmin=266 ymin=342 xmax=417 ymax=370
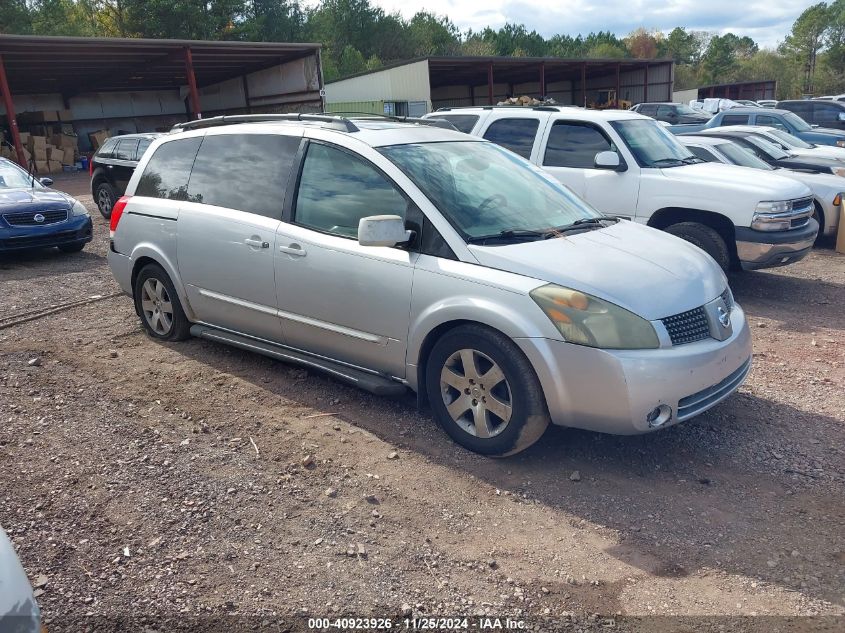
xmin=110 ymin=195 xmax=130 ymax=239
xmin=88 ymin=157 xmax=93 ymax=176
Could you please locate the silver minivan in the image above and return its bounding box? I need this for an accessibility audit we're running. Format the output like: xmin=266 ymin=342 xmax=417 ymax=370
xmin=108 ymin=114 xmax=752 ymax=456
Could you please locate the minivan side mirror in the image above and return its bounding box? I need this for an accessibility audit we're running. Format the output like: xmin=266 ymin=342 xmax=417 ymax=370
xmin=594 ymin=151 xmax=624 ymax=171
xmin=358 ymin=215 xmax=413 ymax=247
xmin=39 ymin=177 xmax=53 ymax=186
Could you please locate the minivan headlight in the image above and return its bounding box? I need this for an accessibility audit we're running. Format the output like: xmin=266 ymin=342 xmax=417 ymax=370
xmin=530 ymin=284 xmax=659 ymax=350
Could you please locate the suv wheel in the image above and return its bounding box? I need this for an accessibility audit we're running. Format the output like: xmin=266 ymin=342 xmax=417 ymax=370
xmin=95 ymin=182 xmax=117 ymax=219
xmin=425 ymin=324 xmax=550 ymax=456
xmin=133 ymin=264 xmax=190 ymax=341
xmin=665 ymin=222 xmax=730 ymax=271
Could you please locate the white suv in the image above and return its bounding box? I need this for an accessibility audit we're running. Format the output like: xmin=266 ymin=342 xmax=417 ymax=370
xmin=426 ymin=107 xmax=818 ymax=271
xmin=108 ymin=114 xmax=751 ymax=456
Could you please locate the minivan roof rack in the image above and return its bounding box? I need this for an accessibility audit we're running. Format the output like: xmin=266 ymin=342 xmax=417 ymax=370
xmin=328 ymin=111 xmax=457 ymax=130
xmin=171 ymin=113 xmax=360 ymax=133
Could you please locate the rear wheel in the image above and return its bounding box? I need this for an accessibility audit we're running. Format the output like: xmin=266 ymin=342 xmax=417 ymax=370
xmin=133 ymin=264 xmax=190 ymax=341
xmin=95 ymin=182 xmax=117 ymax=219
xmin=665 ymin=221 xmax=731 ymax=271
xmin=425 ymin=324 xmax=550 ymax=456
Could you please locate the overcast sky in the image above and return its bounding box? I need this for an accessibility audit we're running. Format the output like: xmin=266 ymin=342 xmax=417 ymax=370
xmin=368 ymin=0 xmax=817 ymax=49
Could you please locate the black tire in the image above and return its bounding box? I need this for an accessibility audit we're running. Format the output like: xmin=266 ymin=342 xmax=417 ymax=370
xmin=425 ymin=324 xmax=550 ymax=456
xmin=133 ymin=263 xmax=191 ymax=341
xmin=95 ymin=181 xmax=117 ymax=219
xmin=665 ymin=221 xmax=731 ymax=271
xmin=57 ymin=242 xmax=85 ymax=253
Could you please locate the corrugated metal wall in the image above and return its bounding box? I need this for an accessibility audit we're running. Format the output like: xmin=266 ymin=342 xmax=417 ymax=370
xmin=324 ymin=60 xmax=432 ymax=105
xmin=325 ymin=101 xmax=385 ymax=114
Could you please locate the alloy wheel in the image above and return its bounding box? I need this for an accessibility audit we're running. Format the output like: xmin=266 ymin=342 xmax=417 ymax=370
xmin=97 ymin=188 xmax=113 ymax=215
xmin=439 ymin=348 xmax=513 ymax=438
xmin=140 ymin=278 xmax=173 ymax=336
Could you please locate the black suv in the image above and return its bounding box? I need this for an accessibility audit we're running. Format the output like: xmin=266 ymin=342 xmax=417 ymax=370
xmin=777 ymin=99 xmax=845 ymax=130
xmin=630 ymin=102 xmax=712 ymax=124
xmin=90 ymin=133 xmax=161 ymax=218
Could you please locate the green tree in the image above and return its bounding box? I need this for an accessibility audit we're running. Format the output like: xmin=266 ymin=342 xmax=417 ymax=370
xmin=660 ymin=27 xmax=701 ymax=64
xmin=0 ymin=0 xmax=33 ymax=33
xmin=586 ymin=42 xmax=627 ymax=58
xmin=408 ymin=11 xmax=459 ymax=56
xmin=237 ymin=0 xmax=307 ymax=43
xmin=337 ymin=44 xmax=365 ymax=77
xmin=782 ymin=2 xmax=830 ymax=93
xmin=28 ymin=0 xmax=95 ymax=35
xmin=625 ymin=27 xmax=659 ymax=59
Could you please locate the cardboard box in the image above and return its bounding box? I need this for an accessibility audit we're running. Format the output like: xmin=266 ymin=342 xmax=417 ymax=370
xmin=52 ymin=134 xmax=77 ymax=150
xmin=27 ymin=135 xmax=46 ymax=151
xmin=19 ymin=132 xmax=30 ymax=144
xmin=48 ymin=147 xmax=65 ymax=163
xmin=22 ymin=147 xmax=31 ymax=162
xmin=88 ymin=129 xmax=110 ymax=150
xmin=48 ymin=160 xmax=62 ymax=173
xmin=57 ymin=109 xmax=73 ymax=122
xmin=31 ymin=148 xmax=48 ymax=162
xmin=34 ymin=160 xmax=49 ymax=173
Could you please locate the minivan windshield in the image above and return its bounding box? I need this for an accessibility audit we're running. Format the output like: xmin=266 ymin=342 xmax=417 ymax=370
xmin=380 ymin=141 xmax=601 ymax=241
xmin=610 ymin=119 xmax=701 ymax=167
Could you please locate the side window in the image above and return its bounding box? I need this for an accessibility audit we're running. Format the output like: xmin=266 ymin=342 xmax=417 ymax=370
xmin=656 ymin=105 xmax=673 ymax=119
xmin=135 ymin=139 xmax=153 ymax=160
xmin=405 ymin=204 xmax=457 ymax=260
xmin=688 ymin=146 xmax=718 ymax=162
xmin=135 ymin=138 xmax=201 ymax=200
xmin=813 ymin=103 xmax=839 ymax=124
xmin=638 ymin=104 xmax=657 ymax=117
xmin=482 ymin=118 xmax=540 ymax=159
xmin=783 ymin=102 xmax=811 ymax=116
xmin=437 ymin=115 xmax=479 ymax=134
xmin=187 ymin=134 xmax=300 ymax=219
xmin=114 ymin=139 xmax=139 ymax=161
xmin=294 ymin=143 xmax=408 ymax=239
xmin=721 ymin=114 xmax=749 ymax=126
xmin=757 ymin=115 xmax=785 ymax=130
xmin=543 ymin=121 xmax=614 ymax=168
xmin=96 ymin=138 xmax=118 ymax=159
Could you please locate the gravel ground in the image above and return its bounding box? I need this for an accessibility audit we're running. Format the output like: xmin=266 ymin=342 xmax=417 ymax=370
xmin=1 ymin=176 xmax=843 ymax=632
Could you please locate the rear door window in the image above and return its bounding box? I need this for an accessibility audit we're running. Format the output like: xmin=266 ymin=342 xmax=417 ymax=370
xmin=756 ymin=114 xmax=786 ymax=130
xmin=721 ymin=114 xmax=749 ymax=126
xmin=96 ymin=138 xmax=118 ymax=159
xmin=135 ymin=138 xmax=201 ymax=200
xmin=638 ymin=104 xmax=657 ymax=117
xmin=435 ymin=114 xmax=479 ymax=134
xmin=813 ymin=103 xmax=842 ymax=125
xmin=543 ymin=121 xmax=615 ymax=168
xmin=114 ymin=139 xmax=139 ymax=161
xmin=656 ymin=105 xmax=674 ymax=120
xmin=482 ymin=118 xmax=540 ymax=159
xmin=186 ymin=133 xmax=300 ymax=219
xmin=135 ymin=138 xmax=153 ymax=160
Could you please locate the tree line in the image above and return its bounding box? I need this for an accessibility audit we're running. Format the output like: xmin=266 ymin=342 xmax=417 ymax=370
xmin=2 ymin=0 xmax=844 ymax=96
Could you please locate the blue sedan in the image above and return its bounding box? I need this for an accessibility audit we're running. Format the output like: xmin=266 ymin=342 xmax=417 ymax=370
xmin=0 ymin=158 xmax=92 ymax=254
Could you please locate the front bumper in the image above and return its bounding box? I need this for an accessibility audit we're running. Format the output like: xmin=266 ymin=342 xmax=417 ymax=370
xmin=515 ymin=303 xmax=752 ymax=435
xmin=735 ymin=219 xmax=818 ymax=270
xmin=0 ymin=214 xmax=93 ymax=252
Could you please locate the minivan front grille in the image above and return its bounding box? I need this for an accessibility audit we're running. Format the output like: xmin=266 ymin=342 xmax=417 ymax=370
xmin=3 ymin=209 xmax=68 ymax=226
xmin=662 ymin=306 xmax=710 ymax=346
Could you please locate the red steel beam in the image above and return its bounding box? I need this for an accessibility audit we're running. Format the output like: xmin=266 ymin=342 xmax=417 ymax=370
xmin=487 ymin=63 xmax=494 ymax=105
xmin=0 ymin=54 xmax=26 ymax=167
xmin=183 ymin=46 xmax=202 ymax=120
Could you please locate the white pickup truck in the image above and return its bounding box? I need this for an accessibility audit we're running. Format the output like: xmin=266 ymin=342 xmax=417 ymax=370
xmin=425 ymin=106 xmax=818 ymax=271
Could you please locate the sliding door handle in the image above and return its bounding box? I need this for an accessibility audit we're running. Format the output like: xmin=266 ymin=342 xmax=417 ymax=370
xmin=278 ymin=243 xmax=307 ymax=257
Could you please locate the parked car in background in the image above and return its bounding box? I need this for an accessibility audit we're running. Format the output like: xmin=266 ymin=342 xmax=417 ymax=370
xmin=688 ymin=128 xmax=845 ymax=176
xmin=0 ymin=157 xmax=92 ymax=254
xmin=630 ymin=102 xmax=712 ymax=124
xmin=0 ymin=527 xmax=41 ymax=633
xmin=679 ymin=136 xmax=842 ymax=239
xmin=710 ymin=124 xmax=845 ymax=162
xmin=757 ymin=100 xmax=778 ymax=108
xmin=109 ymin=113 xmax=753 ymax=456
xmin=668 ymin=107 xmax=845 ymax=147
xmin=90 ymin=132 xmax=162 ymax=218
xmin=813 ymin=94 xmax=845 ymax=102
xmin=427 ymin=106 xmax=817 ymax=271
xmin=777 ymin=99 xmax=845 ymax=130
xmin=734 ymin=100 xmax=762 ymax=108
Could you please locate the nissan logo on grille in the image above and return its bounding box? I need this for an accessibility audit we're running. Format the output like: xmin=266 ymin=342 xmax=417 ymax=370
xmin=33 ymin=213 xmax=45 ymax=223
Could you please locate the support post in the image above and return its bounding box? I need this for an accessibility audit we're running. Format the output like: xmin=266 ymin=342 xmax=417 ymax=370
xmin=581 ymin=63 xmax=586 ymax=107
xmin=539 ymin=62 xmax=546 ymax=99
xmin=487 ymin=63 xmax=494 ymax=105
xmin=0 ymin=54 xmax=26 ymax=168
xmin=643 ymin=63 xmax=649 ymax=103
xmin=615 ymin=63 xmax=621 ymax=106
xmin=469 ymin=84 xmax=475 ymax=106
xmin=184 ymin=46 xmax=202 ymax=120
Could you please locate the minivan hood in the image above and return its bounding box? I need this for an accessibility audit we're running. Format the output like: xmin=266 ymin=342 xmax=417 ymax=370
xmin=468 ymin=221 xmax=726 ymax=320
xmin=655 ymin=162 xmax=812 ymax=199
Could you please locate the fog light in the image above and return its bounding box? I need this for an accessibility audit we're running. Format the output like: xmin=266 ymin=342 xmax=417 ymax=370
xmin=646 ymin=404 xmax=673 ymax=428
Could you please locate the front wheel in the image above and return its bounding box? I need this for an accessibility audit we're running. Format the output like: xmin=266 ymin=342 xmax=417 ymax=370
xmin=665 ymin=221 xmax=731 ymax=271
xmin=95 ymin=182 xmax=117 ymax=219
xmin=133 ymin=264 xmax=191 ymax=341
xmin=425 ymin=324 xmax=550 ymax=456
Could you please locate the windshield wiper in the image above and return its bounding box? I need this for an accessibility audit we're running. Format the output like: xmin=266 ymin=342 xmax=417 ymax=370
xmin=571 ymin=216 xmax=621 ymax=226
xmin=466 ymin=228 xmax=558 ymax=244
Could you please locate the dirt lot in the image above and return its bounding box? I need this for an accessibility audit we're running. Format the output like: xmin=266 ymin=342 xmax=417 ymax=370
xmin=1 ymin=176 xmax=843 ymax=631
